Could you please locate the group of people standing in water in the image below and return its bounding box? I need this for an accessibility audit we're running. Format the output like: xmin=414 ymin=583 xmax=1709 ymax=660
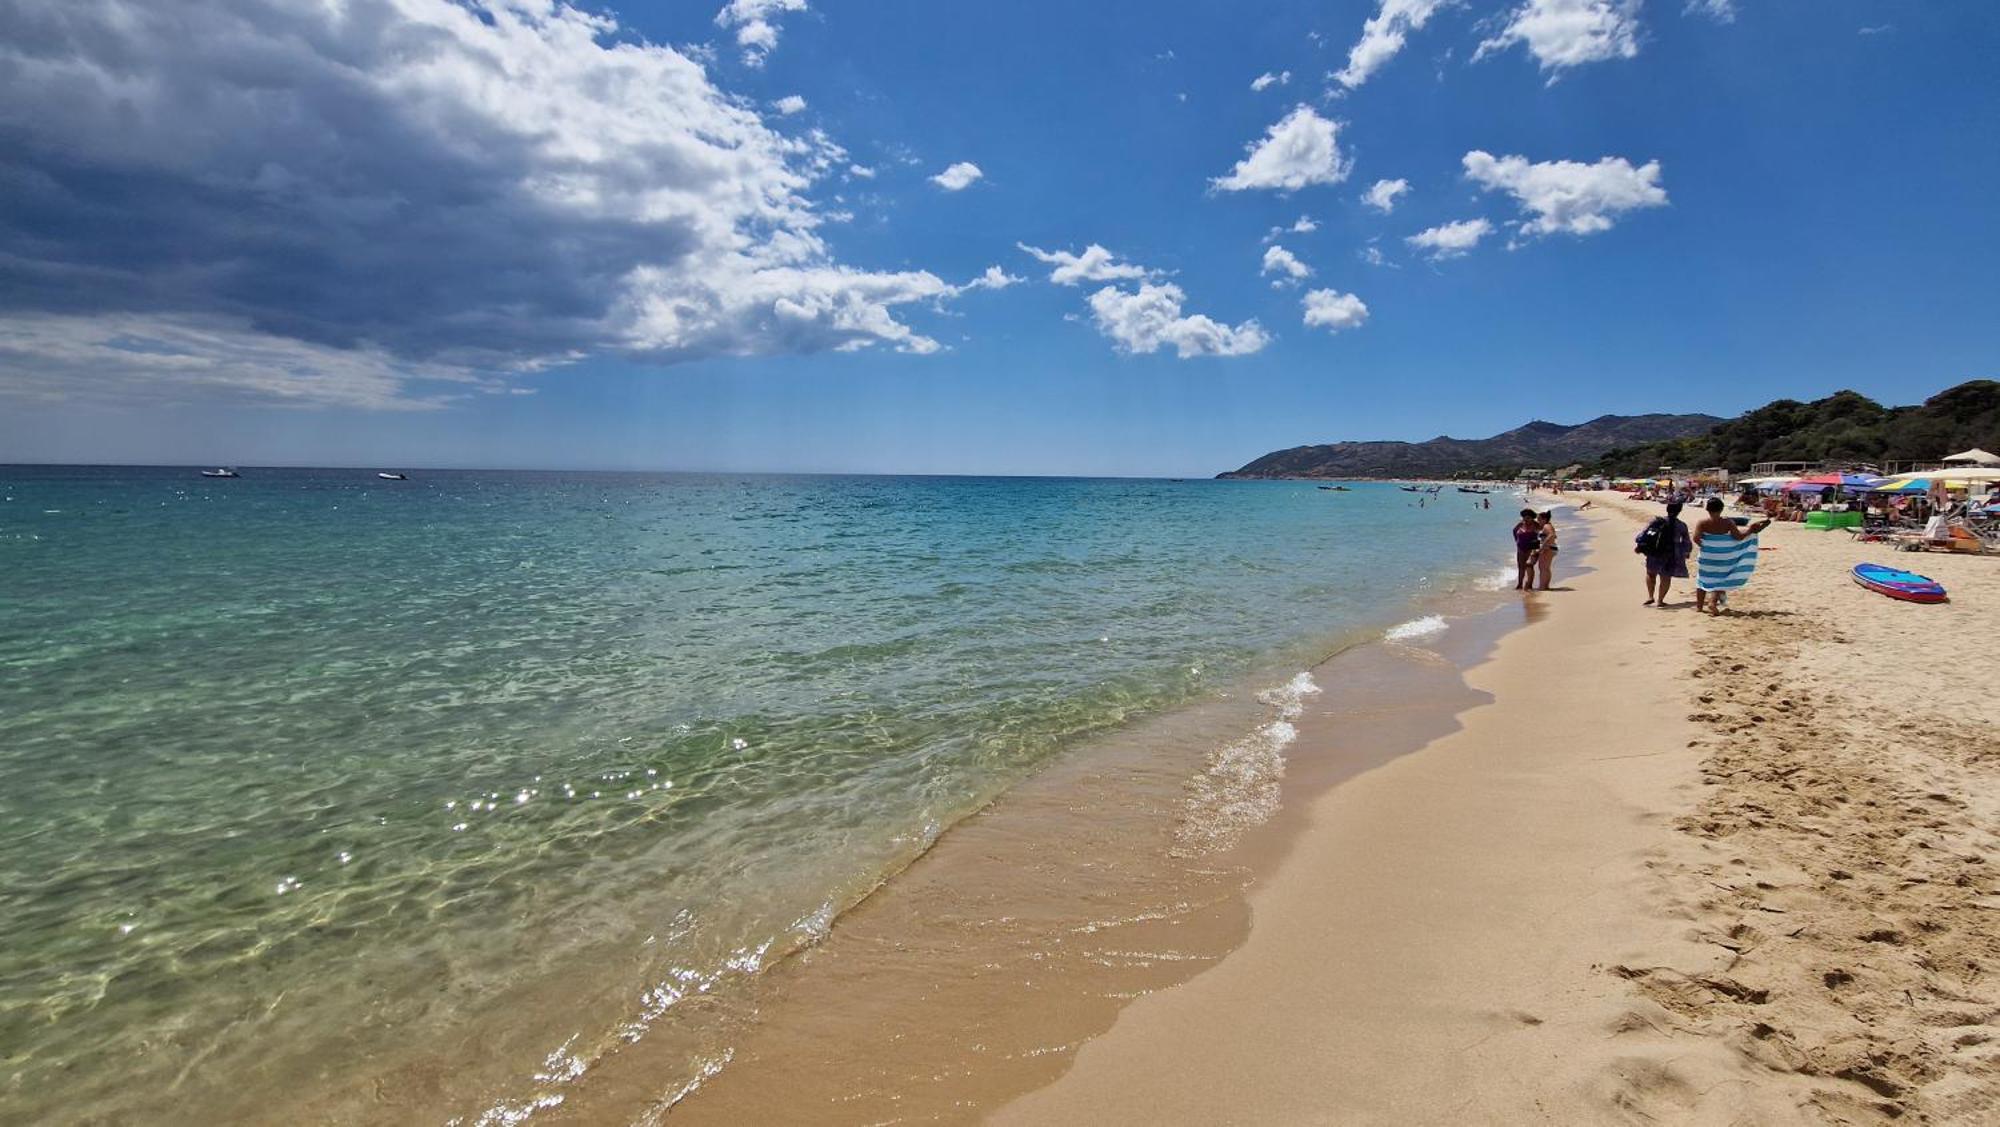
xmin=1511 ymin=508 xmax=1558 ymax=590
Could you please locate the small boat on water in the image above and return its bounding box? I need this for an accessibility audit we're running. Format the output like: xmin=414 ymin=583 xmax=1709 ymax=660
xmin=376 ymin=472 xmax=408 ymax=480
xmin=1400 ymin=485 xmax=1422 ymax=492
xmin=200 ymin=468 xmax=239 ymax=478
xmin=1457 ymin=486 xmax=1491 ymax=494
xmin=1318 ymin=485 xmax=1351 ymax=491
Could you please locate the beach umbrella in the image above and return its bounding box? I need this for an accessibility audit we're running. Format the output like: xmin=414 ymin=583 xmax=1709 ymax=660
xmin=1869 ymin=477 xmax=1932 ymax=494
xmin=1942 ymin=448 xmax=2000 ymax=467
xmin=1879 ymin=468 xmax=2000 ymax=487
xmin=1786 ymin=472 xmax=1882 ymax=490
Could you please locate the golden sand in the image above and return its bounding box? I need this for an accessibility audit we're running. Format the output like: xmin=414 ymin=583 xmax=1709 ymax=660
xmin=997 ymin=494 xmax=2000 ymax=1123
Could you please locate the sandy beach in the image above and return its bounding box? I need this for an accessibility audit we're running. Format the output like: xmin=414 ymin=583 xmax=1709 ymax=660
xmin=998 ymin=493 xmax=2000 ymax=1123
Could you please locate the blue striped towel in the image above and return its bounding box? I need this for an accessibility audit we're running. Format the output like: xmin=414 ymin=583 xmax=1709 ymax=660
xmin=1696 ymin=533 xmax=1759 ymax=592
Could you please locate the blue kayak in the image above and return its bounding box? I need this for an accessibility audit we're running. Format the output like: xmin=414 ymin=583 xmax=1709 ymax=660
xmin=1853 ymin=562 xmax=1948 ymax=603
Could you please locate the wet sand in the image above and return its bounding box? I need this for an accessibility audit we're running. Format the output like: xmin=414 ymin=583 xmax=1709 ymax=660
xmin=547 ymin=531 xmax=1545 ymax=1123
xmin=999 ymin=495 xmax=2000 ymax=1124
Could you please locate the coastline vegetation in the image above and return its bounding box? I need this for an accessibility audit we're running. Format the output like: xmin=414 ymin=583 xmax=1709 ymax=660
xmin=1588 ymin=379 xmax=2000 ymax=476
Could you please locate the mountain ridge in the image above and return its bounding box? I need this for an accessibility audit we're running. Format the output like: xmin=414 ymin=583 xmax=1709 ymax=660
xmin=1219 ymin=412 xmax=1725 ymax=480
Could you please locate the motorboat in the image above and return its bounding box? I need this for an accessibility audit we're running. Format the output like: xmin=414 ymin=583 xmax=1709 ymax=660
xmin=376 ymin=472 xmax=408 ymax=480
xmin=200 ymin=468 xmax=239 ymax=478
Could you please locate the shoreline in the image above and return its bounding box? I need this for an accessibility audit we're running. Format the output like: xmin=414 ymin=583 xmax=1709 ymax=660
xmin=541 ymin=495 xmax=1551 ymax=1123
xmin=3 ymin=473 xmax=1542 ymax=1127
xmin=999 ymin=492 xmax=2000 ymax=1123
xmin=990 ymin=499 xmax=1764 ymax=1121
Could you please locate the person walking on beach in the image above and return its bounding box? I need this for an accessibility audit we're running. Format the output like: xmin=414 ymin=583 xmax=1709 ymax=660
xmin=1512 ymin=508 xmax=1541 ymax=591
xmin=1638 ymin=501 xmax=1693 ymax=606
xmin=1535 ymin=511 xmax=1559 ymax=590
xmin=1693 ymin=499 xmax=1771 ymax=615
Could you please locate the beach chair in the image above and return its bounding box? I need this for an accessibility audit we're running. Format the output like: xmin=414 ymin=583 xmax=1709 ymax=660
xmin=1902 ymin=521 xmax=1987 ymax=554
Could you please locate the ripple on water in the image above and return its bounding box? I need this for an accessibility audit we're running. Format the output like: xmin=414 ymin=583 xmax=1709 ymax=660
xmin=0 ymin=469 xmax=1517 ymax=1123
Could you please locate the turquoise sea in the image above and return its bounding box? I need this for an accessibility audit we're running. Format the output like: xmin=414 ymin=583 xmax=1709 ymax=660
xmin=0 ymin=468 xmax=1520 ymax=1123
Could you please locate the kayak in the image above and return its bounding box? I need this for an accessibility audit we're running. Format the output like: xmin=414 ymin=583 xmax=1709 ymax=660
xmin=1852 ymin=562 xmax=1948 ymax=603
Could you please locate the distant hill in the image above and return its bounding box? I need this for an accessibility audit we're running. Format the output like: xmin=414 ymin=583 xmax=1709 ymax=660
xmin=1585 ymin=380 xmax=2000 ymax=476
xmin=1218 ymin=413 xmax=1724 ymax=480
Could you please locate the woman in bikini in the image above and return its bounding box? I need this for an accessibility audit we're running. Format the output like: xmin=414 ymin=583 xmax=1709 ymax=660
xmin=1535 ymin=510 xmax=1558 ymax=590
xmin=1512 ymin=508 xmax=1541 ymax=591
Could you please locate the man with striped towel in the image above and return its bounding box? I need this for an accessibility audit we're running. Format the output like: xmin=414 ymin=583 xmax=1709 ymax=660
xmin=1694 ymin=498 xmax=1772 ymax=615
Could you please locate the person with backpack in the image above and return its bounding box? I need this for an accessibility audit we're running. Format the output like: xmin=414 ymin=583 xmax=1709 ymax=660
xmin=1637 ymin=501 xmax=1693 ymax=606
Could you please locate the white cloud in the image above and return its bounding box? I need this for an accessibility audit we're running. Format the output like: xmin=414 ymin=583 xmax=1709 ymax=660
xmin=715 ymin=0 xmax=809 ymax=66
xmin=1212 ymin=106 xmax=1353 ymax=193
xmin=1301 ymin=289 xmax=1369 ymax=332
xmin=1406 ymin=218 xmax=1494 ymax=259
xmin=1261 ymin=245 xmax=1313 ymax=287
xmin=1086 ymin=283 xmax=1269 ymax=359
xmin=1362 ymin=178 xmax=1412 ymax=213
xmin=848 ymin=164 xmax=876 ymax=179
xmin=772 ymin=95 xmax=807 ymax=115
xmin=0 ymin=0 xmax=980 ymax=408
xmin=1858 ymin=24 xmax=1893 ymax=36
xmin=1262 ymin=216 xmax=1320 ymax=243
xmin=1462 ymin=150 xmax=1668 ymax=239
xmin=0 ymin=312 xmax=497 ymax=410
xmin=1360 ymin=244 xmax=1395 ymax=267
xmin=1476 ymin=0 xmax=1642 ymax=73
xmin=1016 ymin=243 xmax=1153 ymax=286
xmin=959 ymin=266 xmax=1024 ymax=292
xmin=931 ymin=161 xmax=985 ymax=191
xmin=1335 ymin=1 xmax=1447 ymax=88
xmin=1686 ymin=0 xmax=1735 ymax=23
xmin=1250 ymin=70 xmax=1293 ymax=91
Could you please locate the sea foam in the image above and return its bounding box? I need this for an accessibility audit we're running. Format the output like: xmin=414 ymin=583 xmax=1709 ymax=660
xmin=1384 ymin=614 xmax=1448 ymax=642
xmin=1174 ymin=671 xmax=1321 ymax=856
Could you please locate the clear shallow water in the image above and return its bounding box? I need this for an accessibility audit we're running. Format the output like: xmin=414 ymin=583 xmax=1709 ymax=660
xmin=0 ymin=468 xmax=1517 ymax=1123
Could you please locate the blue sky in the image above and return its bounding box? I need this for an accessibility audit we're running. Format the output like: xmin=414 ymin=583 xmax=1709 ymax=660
xmin=1 ymin=0 xmax=1994 ymax=475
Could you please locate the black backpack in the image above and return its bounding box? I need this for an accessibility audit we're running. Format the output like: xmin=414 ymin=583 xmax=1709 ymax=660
xmin=1635 ymin=517 xmax=1667 ymax=555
